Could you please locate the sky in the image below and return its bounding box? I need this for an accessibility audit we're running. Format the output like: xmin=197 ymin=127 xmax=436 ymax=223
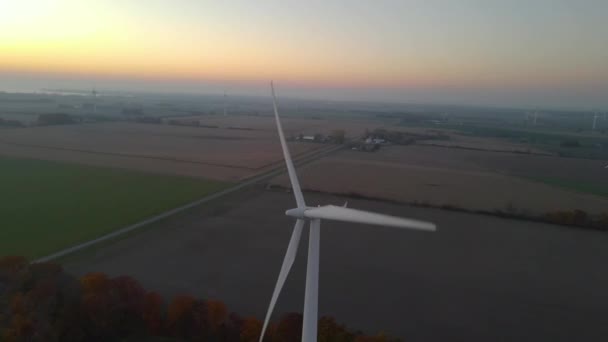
xmin=0 ymin=0 xmax=606 ymax=109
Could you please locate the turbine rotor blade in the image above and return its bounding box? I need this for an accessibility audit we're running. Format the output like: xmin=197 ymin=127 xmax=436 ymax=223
xmin=259 ymin=219 xmax=305 ymax=342
xmin=304 ymin=205 xmax=436 ymax=231
xmin=271 ymin=82 xmax=306 ymax=208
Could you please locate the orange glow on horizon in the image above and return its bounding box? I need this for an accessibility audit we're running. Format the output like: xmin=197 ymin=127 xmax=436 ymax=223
xmin=1 ymin=0 xmax=606 ymax=95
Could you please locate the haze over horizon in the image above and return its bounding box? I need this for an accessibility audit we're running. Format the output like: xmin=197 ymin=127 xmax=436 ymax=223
xmin=1 ymin=0 xmax=607 ymax=109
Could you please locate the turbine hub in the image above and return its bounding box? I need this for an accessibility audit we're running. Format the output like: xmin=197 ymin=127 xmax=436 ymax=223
xmin=285 ymin=207 xmax=307 ymax=219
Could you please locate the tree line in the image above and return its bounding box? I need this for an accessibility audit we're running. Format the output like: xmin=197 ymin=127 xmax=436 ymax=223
xmin=0 ymin=256 xmax=397 ymax=342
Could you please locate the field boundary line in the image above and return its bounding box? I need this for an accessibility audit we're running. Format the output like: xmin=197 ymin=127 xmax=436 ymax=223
xmin=0 ymin=136 xmax=331 ymax=171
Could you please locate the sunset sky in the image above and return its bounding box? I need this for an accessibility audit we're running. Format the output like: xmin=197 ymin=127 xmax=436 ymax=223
xmin=0 ymin=0 xmax=606 ymax=108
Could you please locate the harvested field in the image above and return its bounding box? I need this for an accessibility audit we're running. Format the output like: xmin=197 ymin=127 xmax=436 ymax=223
xmin=0 ymin=112 xmax=38 ymax=124
xmin=169 ymin=114 xmax=381 ymax=138
xmin=0 ymin=122 xmax=332 ymax=181
xmin=366 ymin=125 xmax=551 ymax=154
xmin=417 ymin=134 xmax=551 ymax=154
xmin=270 ymin=145 xmax=608 ymax=214
xmin=65 ymin=189 xmax=608 ymax=342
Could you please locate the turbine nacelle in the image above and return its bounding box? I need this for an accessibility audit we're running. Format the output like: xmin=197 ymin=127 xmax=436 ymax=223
xmin=286 ymin=207 xmax=308 ymax=219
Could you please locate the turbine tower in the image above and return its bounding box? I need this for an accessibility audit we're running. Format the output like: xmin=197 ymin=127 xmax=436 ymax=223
xmin=260 ymin=82 xmax=437 ymax=342
xmin=91 ymin=87 xmax=97 ymax=114
xmin=593 ymin=112 xmax=599 ymax=131
xmin=223 ymin=90 xmax=227 ymax=116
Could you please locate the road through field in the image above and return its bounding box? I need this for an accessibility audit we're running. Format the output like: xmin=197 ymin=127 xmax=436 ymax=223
xmin=34 ymin=143 xmax=345 ymax=263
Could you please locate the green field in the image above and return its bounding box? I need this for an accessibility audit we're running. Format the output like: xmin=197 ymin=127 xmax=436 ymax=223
xmin=526 ymin=176 xmax=608 ymax=199
xmin=0 ymin=157 xmax=229 ymax=259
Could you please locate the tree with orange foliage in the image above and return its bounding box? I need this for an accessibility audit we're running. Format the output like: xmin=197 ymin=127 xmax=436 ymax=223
xmin=1 ymin=261 xmax=83 ymax=341
xmin=79 ymin=273 xmax=147 ymax=339
xmin=109 ymin=275 xmax=147 ymax=336
xmin=318 ymin=316 xmax=354 ymax=342
xmin=0 ymin=257 xmax=397 ymax=342
xmin=80 ymin=272 xmax=113 ymax=337
xmin=80 ymin=272 xmax=109 ymax=294
xmin=3 ymin=293 xmax=32 ymax=341
xmin=221 ymin=312 xmax=245 ymax=342
xmin=207 ymin=299 xmax=228 ymax=332
xmin=3 ymin=313 xmax=32 ymax=341
xmin=166 ymin=294 xmax=209 ymax=339
xmin=240 ymin=316 xmax=263 ymax=342
xmin=276 ymin=313 xmax=302 ymax=342
xmin=142 ymin=292 xmax=165 ymax=335
xmin=0 ymin=256 xmax=28 ymax=276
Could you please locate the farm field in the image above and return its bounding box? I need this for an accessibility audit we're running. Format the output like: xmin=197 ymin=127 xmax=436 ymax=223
xmin=416 ymin=133 xmax=552 ymax=154
xmin=377 ymin=125 xmax=553 ymax=154
xmin=65 ymin=189 xmax=608 ymax=342
xmin=0 ymin=156 xmax=228 ymax=259
xmin=0 ymin=121 xmax=334 ymax=181
xmin=170 ymin=114 xmax=383 ymax=138
xmin=270 ymin=145 xmax=608 ymax=215
xmin=433 ymin=123 xmax=608 ymax=159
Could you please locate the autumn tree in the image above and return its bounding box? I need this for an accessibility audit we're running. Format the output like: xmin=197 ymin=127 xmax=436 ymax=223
xmin=318 ymin=316 xmax=353 ymax=342
xmin=142 ymin=292 xmax=165 ymax=335
xmin=207 ymin=299 xmax=228 ymax=333
xmin=220 ymin=312 xmax=245 ymax=342
xmin=240 ymin=316 xmax=263 ymax=342
xmin=80 ymin=272 xmax=113 ymax=337
xmin=2 ymin=261 xmax=83 ymax=341
xmin=0 ymin=257 xmax=395 ymax=341
xmin=80 ymin=273 xmax=147 ymax=339
xmin=108 ymin=275 xmax=146 ymax=336
xmin=166 ymin=295 xmax=208 ymax=339
xmin=80 ymin=272 xmax=109 ymax=292
xmin=0 ymin=256 xmax=28 ymax=276
xmin=276 ymin=313 xmax=302 ymax=342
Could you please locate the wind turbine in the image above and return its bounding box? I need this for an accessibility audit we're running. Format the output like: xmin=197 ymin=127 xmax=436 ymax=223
xmin=260 ymin=82 xmax=437 ymax=342
xmin=593 ymin=112 xmax=599 ymax=131
xmin=223 ymin=90 xmax=227 ymax=116
xmin=91 ymin=87 xmax=97 ymax=114
xmin=524 ymin=111 xmax=538 ymax=126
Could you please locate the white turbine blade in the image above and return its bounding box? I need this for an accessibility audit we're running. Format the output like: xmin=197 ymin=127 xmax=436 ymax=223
xmin=259 ymin=219 xmax=305 ymax=342
xmin=302 ymin=219 xmax=320 ymax=342
xmin=304 ymin=205 xmax=436 ymax=231
xmin=271 ymin=82 xmax=306 ymax=208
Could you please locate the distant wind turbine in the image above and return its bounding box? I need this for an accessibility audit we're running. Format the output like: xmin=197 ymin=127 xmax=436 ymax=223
xmin=91 ymin=87 xmax=97 ymax=114
xmin=259 ymin=82 xmax=437 ymax=342
xmin=524 ymin=111 xmax=538 ymax=126
xmin=593 ymin=112 xmax=599 ymax=131
xmin=223 ymin=90 xmax=227 ymax=116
